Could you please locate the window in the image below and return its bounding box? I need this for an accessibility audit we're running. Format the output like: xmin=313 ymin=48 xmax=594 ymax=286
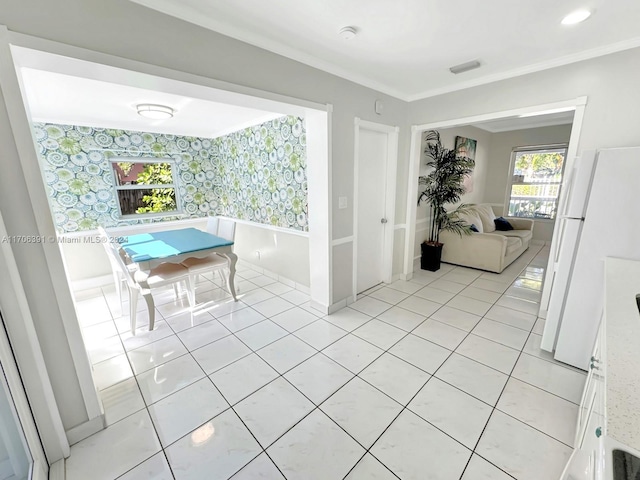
xmin=505 ymin=145 xmax=568 ymax=220
xmin=110 ymin=158 xmax=181 ymax=218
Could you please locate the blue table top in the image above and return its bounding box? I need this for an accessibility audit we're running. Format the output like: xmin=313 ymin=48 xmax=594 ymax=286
xmin=120 ymin=227 xmax=233 ymax=263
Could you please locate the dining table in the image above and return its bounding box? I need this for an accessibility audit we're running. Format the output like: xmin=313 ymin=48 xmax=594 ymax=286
xmin=119 ymin=227 xmax=238 ymax=326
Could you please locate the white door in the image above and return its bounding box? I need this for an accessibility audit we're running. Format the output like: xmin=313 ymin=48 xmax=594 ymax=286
xmin=356 ymin=128 xmax=389 ymax=293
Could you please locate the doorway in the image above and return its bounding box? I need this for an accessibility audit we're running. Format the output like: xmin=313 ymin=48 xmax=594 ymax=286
xmin=353 ymin=119 xmax=399 ymax=296
xmin=0 ymin=32 xmax=333 ymax=451
xmin=403 ymin=98 xmax=587 ymax=284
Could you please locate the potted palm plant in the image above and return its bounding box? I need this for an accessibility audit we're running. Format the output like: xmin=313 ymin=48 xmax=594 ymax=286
xmin=417 ymin=130 xmax=475 ymax=271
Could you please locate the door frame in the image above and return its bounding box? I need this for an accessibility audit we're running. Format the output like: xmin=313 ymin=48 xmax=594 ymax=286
xmin=0 ymin=211 xmax=63 ymax=477
xmin=403 ymin=97 xmax=588 ymax=279
xmin=353 ymin=118 xmax=399 ymax=299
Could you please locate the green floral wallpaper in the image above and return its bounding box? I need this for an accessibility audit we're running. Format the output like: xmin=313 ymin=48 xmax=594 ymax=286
xmin=33 ymin=116 xmax=307 ymax=233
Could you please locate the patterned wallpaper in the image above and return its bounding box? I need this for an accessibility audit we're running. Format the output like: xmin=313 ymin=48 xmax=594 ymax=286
xmin=33 ymin=116 xmax=308 ymax=233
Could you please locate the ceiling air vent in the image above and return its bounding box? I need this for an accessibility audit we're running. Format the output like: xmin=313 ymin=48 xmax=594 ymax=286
xmin=449 ymin=60 xmax=481 ymax=75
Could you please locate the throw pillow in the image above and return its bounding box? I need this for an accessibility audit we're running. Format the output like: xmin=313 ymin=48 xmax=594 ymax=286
xmin=474 ymin=204 xmax=497 ymax=233
xmin=469 ymin=224 xmax=479 ymax=232
xmin=457 ymin=212 xmax=483 ymax=233
xmin=494 ymin=217 xmax=514 ymax=231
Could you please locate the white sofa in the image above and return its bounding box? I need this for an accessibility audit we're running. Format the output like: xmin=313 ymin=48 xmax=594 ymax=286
xmin=439 ymin=204 xmax=534 ymax=273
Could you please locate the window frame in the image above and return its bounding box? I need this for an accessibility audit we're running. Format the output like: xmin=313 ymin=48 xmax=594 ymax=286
xmin=503 ymin=143 xmax=569 ymax=222
xmin=109 ymin=157 xmax=183 ymax=220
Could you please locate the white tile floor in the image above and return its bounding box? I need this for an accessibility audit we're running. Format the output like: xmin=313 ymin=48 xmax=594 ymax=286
xmin=69 ymin=244 xmax=585 ymax=480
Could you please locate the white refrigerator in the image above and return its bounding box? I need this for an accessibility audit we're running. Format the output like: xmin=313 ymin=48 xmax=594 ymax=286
xmin=541 ymin=147 xmax=640 ymax=370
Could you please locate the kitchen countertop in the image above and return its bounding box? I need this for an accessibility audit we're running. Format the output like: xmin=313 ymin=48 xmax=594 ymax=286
xmin=604 ymin=257 xmax=640 ymax=452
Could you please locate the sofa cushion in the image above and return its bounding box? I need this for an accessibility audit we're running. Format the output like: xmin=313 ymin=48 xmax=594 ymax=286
xmin=474 ymin=204 xmax=497 ymax=233
xmin=457 ymin=211 xmax=483 ymax=233
xmin=505 ymin=237 xmax=523 ymax=255
xmin=498 ymin=230 xmax=533 ymax=242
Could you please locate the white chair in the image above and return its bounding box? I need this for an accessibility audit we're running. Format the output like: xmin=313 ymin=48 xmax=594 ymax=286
xmin=98 ymin=227 xmax=193 ymax=335
xmin=182 ymin=218 xmax=237 ymax=304
xmin=217 ymin=218 xmax=236 ymax=245
xmin=104 ymin=242 xmax=133 ymax=306
xmin=206 ymin=216 xmax=219 ymax=235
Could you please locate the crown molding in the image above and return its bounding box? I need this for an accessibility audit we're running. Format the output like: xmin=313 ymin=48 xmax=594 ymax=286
xmin=130 ymin=1 xmax=640 ymax=103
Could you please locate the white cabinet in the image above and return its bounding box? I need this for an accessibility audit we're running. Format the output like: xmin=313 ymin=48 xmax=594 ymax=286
xmin=560 ymin=321 xmax=605 ymax=480
xmin=577 ymin=319 xmax=605 ymax=449
xmin=560 ymin=257 xmax=640 ymax=480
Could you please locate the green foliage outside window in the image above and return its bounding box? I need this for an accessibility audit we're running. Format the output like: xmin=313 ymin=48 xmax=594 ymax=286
xmin=133 ymin=162 xmax=177 ymax=214
xmin=514 ymin=152 xmax=564 ymax=180
xmin=508 ymin=148 xmax=567 ymax=219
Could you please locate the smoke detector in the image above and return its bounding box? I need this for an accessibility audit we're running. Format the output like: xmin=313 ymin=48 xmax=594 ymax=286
xmin=339 ymin=26 xmax=357 ymax=40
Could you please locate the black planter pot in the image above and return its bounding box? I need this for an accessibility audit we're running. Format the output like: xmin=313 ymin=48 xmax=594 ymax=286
xmin=421 ymin=242 xmax=443 ymax=272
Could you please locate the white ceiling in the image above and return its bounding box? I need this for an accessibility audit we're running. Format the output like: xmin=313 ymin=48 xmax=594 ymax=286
xmin=131 ymin=0 xmax=640 ymax=101
xmin=473 ymin=111 xmax=575 ymax=133
xmin=20 ymin=67 xmax=284 ymax=138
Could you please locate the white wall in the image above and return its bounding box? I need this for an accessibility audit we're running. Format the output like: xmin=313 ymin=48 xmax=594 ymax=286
xmin=0 ymin=82 xmax=89 ymax=435
xmin=484 ymin=124 xmax=573 ymax=243
xmin=61 ymin=218 xmax=310 ymax=288
xmin=213 ymin=223 xmax=310 ymax=287
xmin=408 ymin=48 xmax=640 ymax=155
xmin=414 ymin=125 xmax=492 ymax=259
xmin=405 ymin=47 xmax=640 ymax=265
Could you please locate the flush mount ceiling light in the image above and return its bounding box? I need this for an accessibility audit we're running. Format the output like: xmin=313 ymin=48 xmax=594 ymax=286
xmin=136 ymin=104 xmax=174 ymax=119
xmin=339 ymin=26 xmax=357 ymax=40
xmin=449 ymin=60 xmax=481 ymax=75
xmin=561 ymin=9 xmax=592 ymax=25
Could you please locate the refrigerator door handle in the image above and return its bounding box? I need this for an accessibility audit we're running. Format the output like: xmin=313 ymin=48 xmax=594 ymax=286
xmin=559 ymin=216 xmax=585 ymax=221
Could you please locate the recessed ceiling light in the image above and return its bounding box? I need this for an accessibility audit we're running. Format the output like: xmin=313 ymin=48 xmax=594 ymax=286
xmin=561 ymin=9 xmax=591 ymax=25
xmin=136 ymin=104 xmax=174 ymax=119
xmin=339 ymin=26 xmax=357 ymax=40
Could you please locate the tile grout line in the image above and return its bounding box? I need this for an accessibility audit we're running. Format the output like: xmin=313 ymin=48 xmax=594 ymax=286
xmin=340 ymin=263 xmax=526 ymax=479
xmin=102 ymin=290 xmax=178 ymax=480
xmin=137 ymin=284 xmax=292 ymax=480
xmin=458 ymin=246 xmax=563 ymax=479
xmin=81 ymin=245 xmax=570 ymax=479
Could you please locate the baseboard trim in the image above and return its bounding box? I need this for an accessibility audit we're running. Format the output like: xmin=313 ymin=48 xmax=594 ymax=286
xmin=49 ymin=459 xmax=65 ymax=480
xmin=72 ymin=274 xmax=112 ymax=292
xmin=263 ymin=269 xmax=278 ymax=280
xmin=242 ymin=262 xmax=310 ymax=295
xmin=331 ymin=236 xmax=353 ymax=247
xmin=327 ymin=298 xmax=346 ymax=314
xmin=309 ymin=299 xmax=330 ymax=315
xmin=65 ymin=414 xmax=105 ymax=446
xmin=326 ymin=296 xmax=357 ymax=314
